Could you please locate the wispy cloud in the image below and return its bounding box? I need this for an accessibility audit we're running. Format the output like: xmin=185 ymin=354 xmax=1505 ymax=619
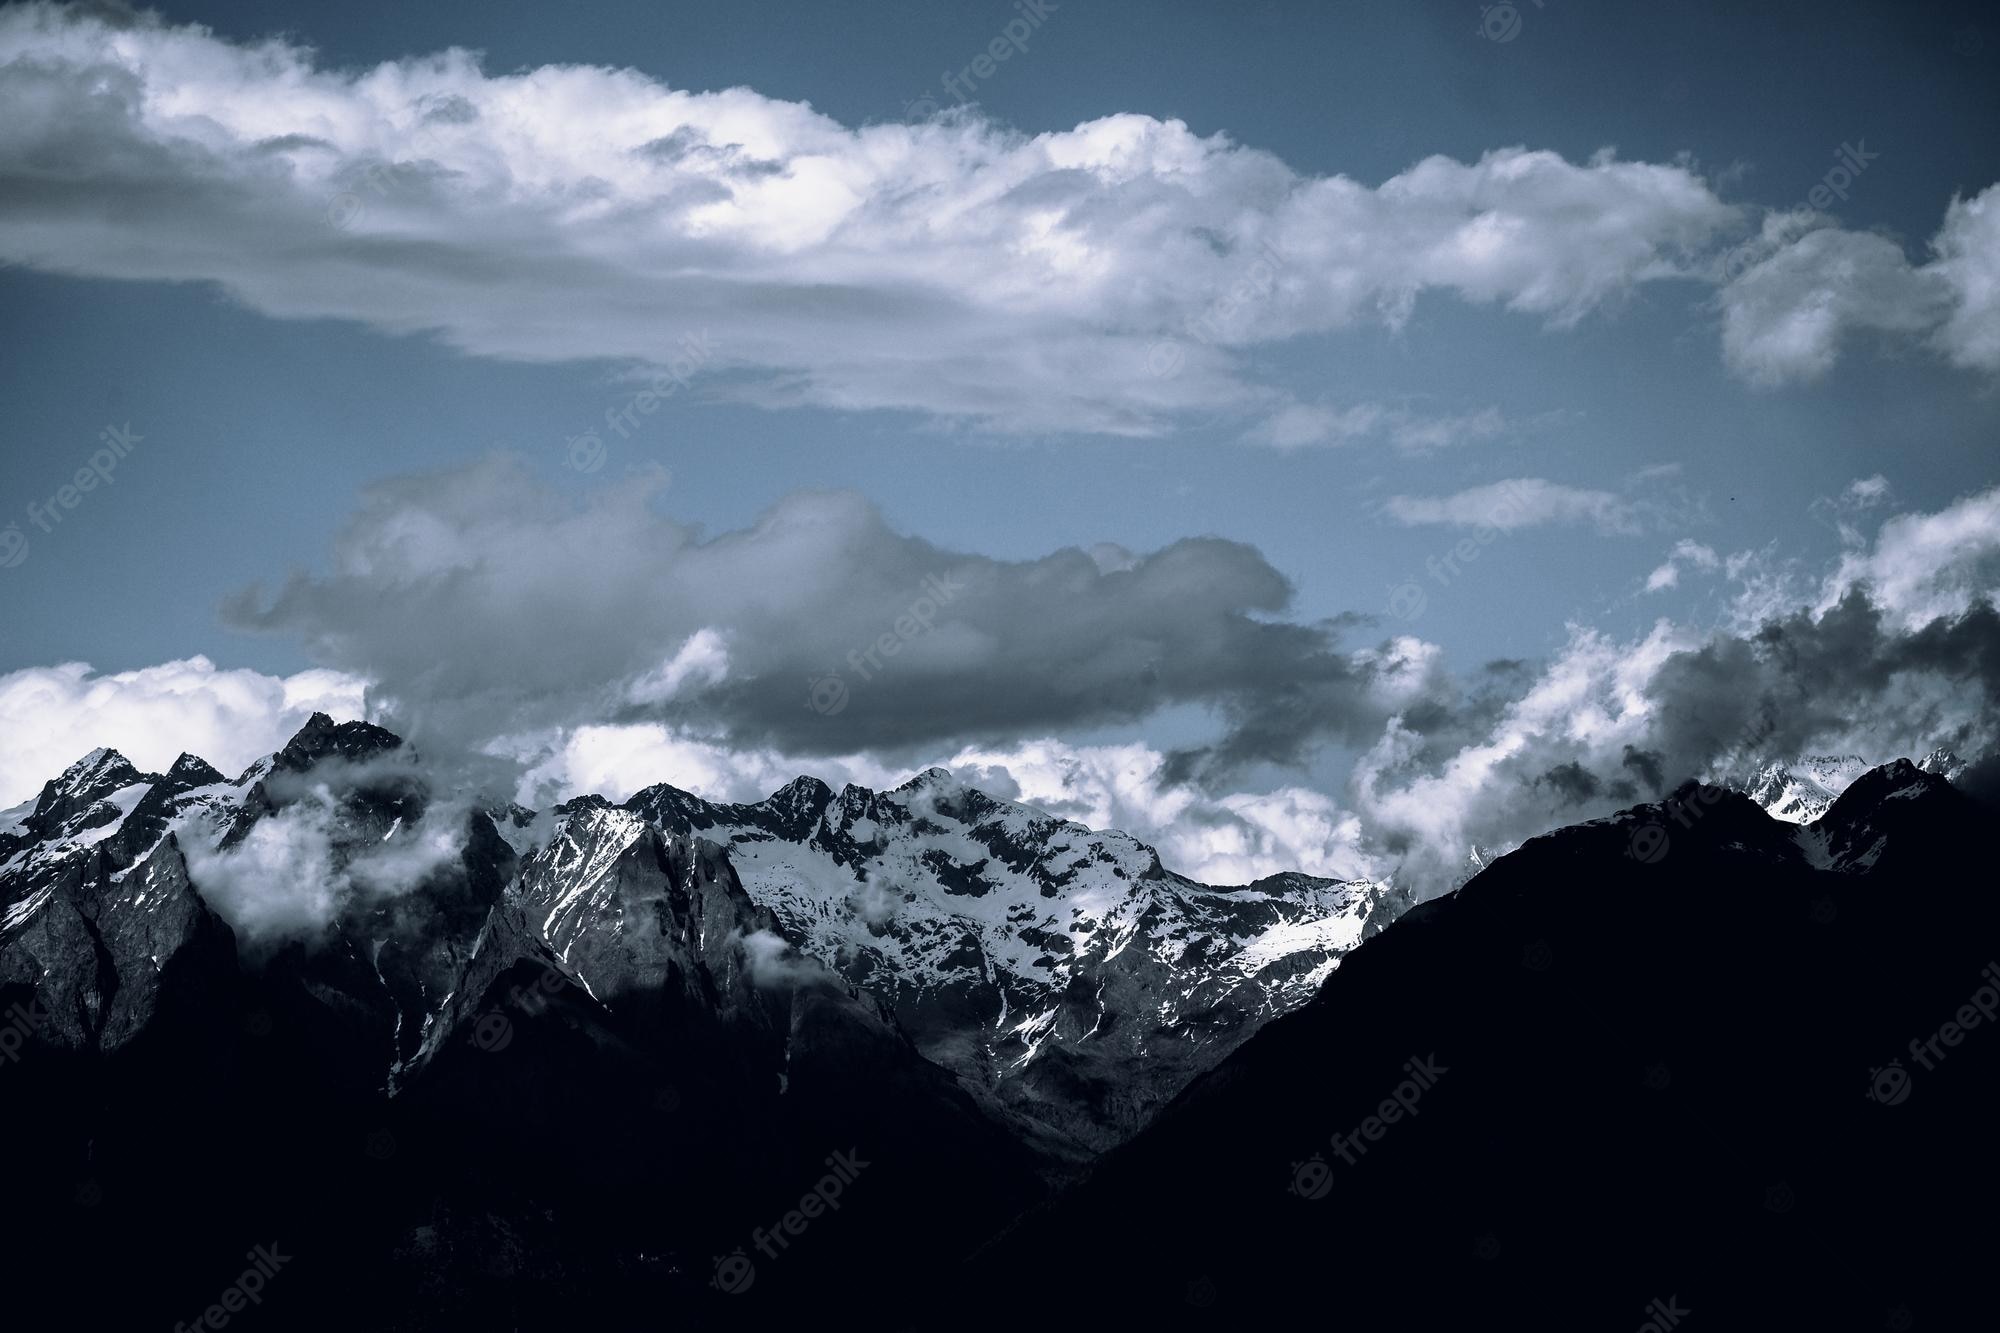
xmin=1645 ymin=539 xmax=1722 ymax=592
xmin=1245 ymin=403 xmax=1513 ymax=452
xmin=1382 ymin=478 xmax=1645 ymax=535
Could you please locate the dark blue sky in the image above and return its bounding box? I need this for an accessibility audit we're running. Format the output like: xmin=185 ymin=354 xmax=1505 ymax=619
xmin=2 ymin=0 xmax=1993 ymax=679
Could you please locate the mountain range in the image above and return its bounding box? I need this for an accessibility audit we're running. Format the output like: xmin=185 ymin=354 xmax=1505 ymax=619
xmin=2 ymin=715 xmax=1992 ymax=1328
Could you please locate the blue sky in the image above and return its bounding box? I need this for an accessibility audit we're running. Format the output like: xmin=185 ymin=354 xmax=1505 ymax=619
xmin=1 ymin=0 xmax=1996 ymax=890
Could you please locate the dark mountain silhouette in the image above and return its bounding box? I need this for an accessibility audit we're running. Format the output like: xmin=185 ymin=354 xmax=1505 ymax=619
xmin=963 ymin=763 xmax=2000 ymax=1331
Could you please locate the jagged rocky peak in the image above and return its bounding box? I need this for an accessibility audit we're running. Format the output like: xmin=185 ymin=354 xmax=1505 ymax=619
xmin=274 ymin=711 xmax=405 ymax=771
xmin=1826 ymin=755 xmax=1943 ymax=809
xmin=601 ymin=761 xmax=1397 ymax=1148
xmin=166 ymin=752 xmax=226 ymax=787
xmin=893 ymin=766 xmax=956 ymax=794
xmin=1742 ymin=753 xmax=1871 ymax=823
xmin=1739 ymin=749 xmax=1977 ymax=824
xmin=28 ymin=746 xmax=150 ymax=832
xmin=1917 ymin=746 xmax=1967 ymax=780
xmin=766 ymin=773 xmax=835 ymax=822
xmin=1 ymin=726 xmax=1404 ymax=1156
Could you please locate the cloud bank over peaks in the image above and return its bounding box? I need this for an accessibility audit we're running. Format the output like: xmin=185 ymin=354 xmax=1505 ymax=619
xmin=222 ymin=454 xmax=1425 ymax=786
xmin=0 ymin=655 xmax=366 ymax=808
xmin=6 ymin=464 xmax=1997 ymax=897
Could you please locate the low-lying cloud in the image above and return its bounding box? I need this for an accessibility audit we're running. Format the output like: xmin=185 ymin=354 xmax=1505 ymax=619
xmin=178 ymin=768 xmax=474 ymax=947
xmin=8 ymin=467 xmax=1998 ymax=901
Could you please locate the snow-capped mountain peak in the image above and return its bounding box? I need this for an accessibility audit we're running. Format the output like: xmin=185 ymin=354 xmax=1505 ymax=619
xmin=621 ymin=765 xmax=1402 ymax=1146
xmin=3 ymin=717 xmax=1399 ymax=1150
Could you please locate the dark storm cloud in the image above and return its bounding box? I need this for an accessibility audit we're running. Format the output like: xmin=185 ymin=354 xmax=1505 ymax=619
xmin=1621 ymin=746 xmax=1667 ymax=795
xmin=1491 ymin=595 xmax=2000 ymax=825
xmin=1641 ymin=591 xmax=2000 ymax=785
xmin=224 ymin=456 xmax=1434 ymax=783
xmin=1535 ymin=761 xmax=1602 ymax=803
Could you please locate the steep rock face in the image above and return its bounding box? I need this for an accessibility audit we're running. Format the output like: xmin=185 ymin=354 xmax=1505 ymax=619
xmin=624 ymin=768 xmax=1402 ymax=1147
xmin=483 ymin=796 xmax=1028 ymax=1130
xmin=0 ymin=749 xmax=239 ymax=1053
xmin=515 ymin=799 xmax=779 ymax=1017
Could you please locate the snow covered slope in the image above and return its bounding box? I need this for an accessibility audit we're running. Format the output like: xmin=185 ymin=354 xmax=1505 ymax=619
xmin=1742 ymin=748 xmax=1965 ymax=823
xmin=625 ymin=766 xmax=1408 ymax=1146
